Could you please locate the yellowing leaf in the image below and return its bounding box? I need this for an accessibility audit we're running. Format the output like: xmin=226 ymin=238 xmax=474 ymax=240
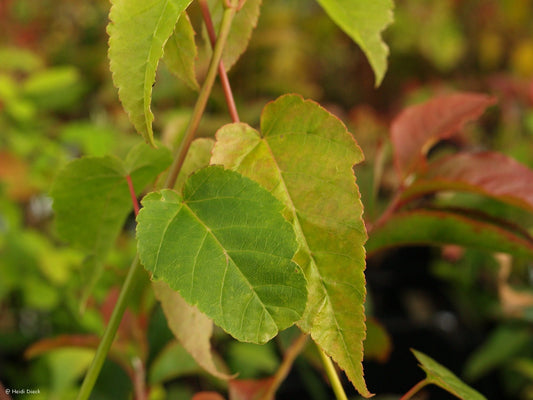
xmin=211 ymin=94 xmax=370 ymax=397
xmin=108 ymin=0 xmax=193 ymax=146
xmin=153 ymin=281 xmax=231 ymax=379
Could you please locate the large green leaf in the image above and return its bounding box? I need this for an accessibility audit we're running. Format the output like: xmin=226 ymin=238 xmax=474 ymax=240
xmin=51 ymin=143 xmax=172 ymax=262
xmin=412 ymin=349 xmax=487 ymax=400
xmin=164 ymin=11 xmax=199 ymax=91
xmin=315 ymin=0 xmax=393 ymax=86
xmin=136 ymin=166 xmax=307 ymax=344
xmin=108 ymin=0 xmax=193 ymax=146
xmin=367 ymin=209 xmax=533 ymax=258
xmin=211 ymin=95 xmax=370 ymax=396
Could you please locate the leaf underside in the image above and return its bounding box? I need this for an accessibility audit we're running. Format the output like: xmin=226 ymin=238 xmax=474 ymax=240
xmin=108 ymin=0 xmax=193 ymax=146
xmin=402 ymin=151 xmax=533 ymax=214
xmin=136 ymin=166 xmax=307 ymax=344
xmin=153 ymin=281 xmax=231 ymax=379
xmin=315 ymin=0 xmax=393 ymax=86
xmin=206 ymin=0 xmax=262 ymax=71
xmin=211 ymin=94 xmax=371 ymax=397
xmin=366 ymin=209 xmax=533 ymax=258
xmin=390 ymin=92 xmax=497 ymax=179
xmin=164 ymin=11 xmax=199 ymax=91
xmin=412 ymin=349 xmax=488 ymax=400
xmin=50 ymin=143 xmax=172 ymax=297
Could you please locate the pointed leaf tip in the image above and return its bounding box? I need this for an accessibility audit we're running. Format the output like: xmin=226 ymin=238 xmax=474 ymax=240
xmin=107 ymin=0 xmax=193 ymax=145
xmin=316 ymin=0 xmax=394 ymax=86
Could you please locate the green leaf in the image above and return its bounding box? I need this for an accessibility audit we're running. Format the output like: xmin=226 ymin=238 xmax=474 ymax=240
xmin=412 ymin=349 xmax=487 ymax=400
xmin=174 ymin=138 xmax=214 ymax=192
xmin=107 ymin=0 xmax=193 ymax=146
xmin=211 ymin=94 xmax=370 ymax=396
xmin=153 ymin=281 xmax=232 ymax=379
xmin=149 ymin=341 xmax=201 ymax=384
xmin=50 ymin=143 xmax=172 ymax=265
xmin=315 ymin=0 xmax=393 ymax=86
xmin=136 ymin=166 xmax=307 ymax=344
xmin=206 ymin=0 xmax=262 ymax=71
xmin=366 ymin=209 xmax=533 ymax=258
xmin=464 ymin=325 xmax=531 ymax=381
xmin=164 ymin=12 xmax=199 ymax=91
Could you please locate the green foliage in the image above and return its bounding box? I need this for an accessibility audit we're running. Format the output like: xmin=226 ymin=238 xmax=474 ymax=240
xmin=137 ymin=166 xmax=307 ymax=344
xmin=107 ymin=0 xmax=193 ymax=146
xmin=212 ymin=94 xmax=369 ymax=396
xmin=5 ymin=0 xmax=533 ymax=399
xmin=164 ymin=12 xmax=200 ymax=91
xmin=412 ymin=349 xmax=488 ymax=400
xmin=51 ymin=143 xmax=172 ymax=260
xmin=316 ymin=0 xmax=394 ymax=86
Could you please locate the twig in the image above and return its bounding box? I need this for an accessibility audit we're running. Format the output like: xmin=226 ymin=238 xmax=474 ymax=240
xmin=199 ymin=0 xmax=240 ymax=123
xmin=261 ymin=333 xmax=309 ymax=400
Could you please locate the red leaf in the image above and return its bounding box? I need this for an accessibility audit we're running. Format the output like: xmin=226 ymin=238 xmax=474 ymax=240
xmin=402 ymin=152 xmax=533 ymax=213
xmin=391 ymin=93 xmax=496 ymax=179
xmin=229 ymin=377 xmax=275 ymax=400
xmin=192 ymin=392 xmax=226 ymax=400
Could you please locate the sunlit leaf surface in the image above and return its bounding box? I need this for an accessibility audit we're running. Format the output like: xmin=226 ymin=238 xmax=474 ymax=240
xmin=212 ymin=94 xmax=370 ymax=396
xmin=137 ymin=166 xmax=307 ymax=344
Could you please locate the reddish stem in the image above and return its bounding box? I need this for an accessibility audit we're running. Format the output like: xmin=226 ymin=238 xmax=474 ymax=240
xmin=199 ymin=0 xmax=240 ymax=123
xmin=399 ymin=379 xmax=429 ymax=400
xmin=126 ymin=175 xmax=140 ymax=217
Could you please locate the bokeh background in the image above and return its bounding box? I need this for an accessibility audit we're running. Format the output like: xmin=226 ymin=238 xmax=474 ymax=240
xmin=2 ymin=0 xmax=533 ymax=398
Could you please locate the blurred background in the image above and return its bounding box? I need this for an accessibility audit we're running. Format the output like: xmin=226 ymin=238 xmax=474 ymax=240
xmin=1 ymin=0 xmax=533 ymax=398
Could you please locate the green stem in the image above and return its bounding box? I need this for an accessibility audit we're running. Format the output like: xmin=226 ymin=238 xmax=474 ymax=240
xmin=164 ymin=2 xmax=238 ymax=188
xmin=77 ymin=4 xmax=240 ymax=399
xmin=77 ymin=256 xmax=143 ymax=400
xmin=318 ymin=347 xmax=348 ymax=400
xmin=399 ymin=379 xmax=429 ymax=400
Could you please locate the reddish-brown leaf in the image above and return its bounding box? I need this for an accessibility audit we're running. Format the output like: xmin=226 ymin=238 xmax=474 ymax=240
xmin=390 ymin=93 xmax=496 ymax=179
xmin=192 ymin=392 xmax=226 ymax=400
xmin=228 ymin=377 xmax=275 ymax=400
xmin=401 ymin=152 xmax=533 ymax=213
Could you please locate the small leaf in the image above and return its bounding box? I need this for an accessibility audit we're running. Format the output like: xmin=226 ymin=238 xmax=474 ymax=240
xmin=206 ymin=0 xmax=262 ymax=71
xmin=50 ymin=143 xmax=172 ymax=290
xmin=401 ymin=152 xmax=533 ymax=213
xmin=366 ymin=209 xmax=533 ymax=258
xmin=149 ymin=341 xmax=202 ymax=384
xmin=391 ymin=93 xmax=497 ymax=179
xmin=228 ymin=377 xmax=274 ymax=400
xmin=136 ymin=166 xmax=307 ymax=344
xmin=164 ymin=12 xmax=199 ymax=91
xmin=412 ymin=349 xmax=487 ymax=400
xmin=364 ymin=318 xmax=392 ymax=362
xmin=174 ymin=138 xmax=214 ymax=192
xmin=212 ymin=95 xmax=370 ymax=396
xmin=315 ymin=0 xmax=393 ymax=86
xmin=193 ymin=392 xmax=226 ymax=400
xmin=464 ymin=325 xmax=531 ymax=381
xmin=108 ymin=0 xmax=193 ymax=146
xmin=153 ymin=281 xmax=232 ymax=379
